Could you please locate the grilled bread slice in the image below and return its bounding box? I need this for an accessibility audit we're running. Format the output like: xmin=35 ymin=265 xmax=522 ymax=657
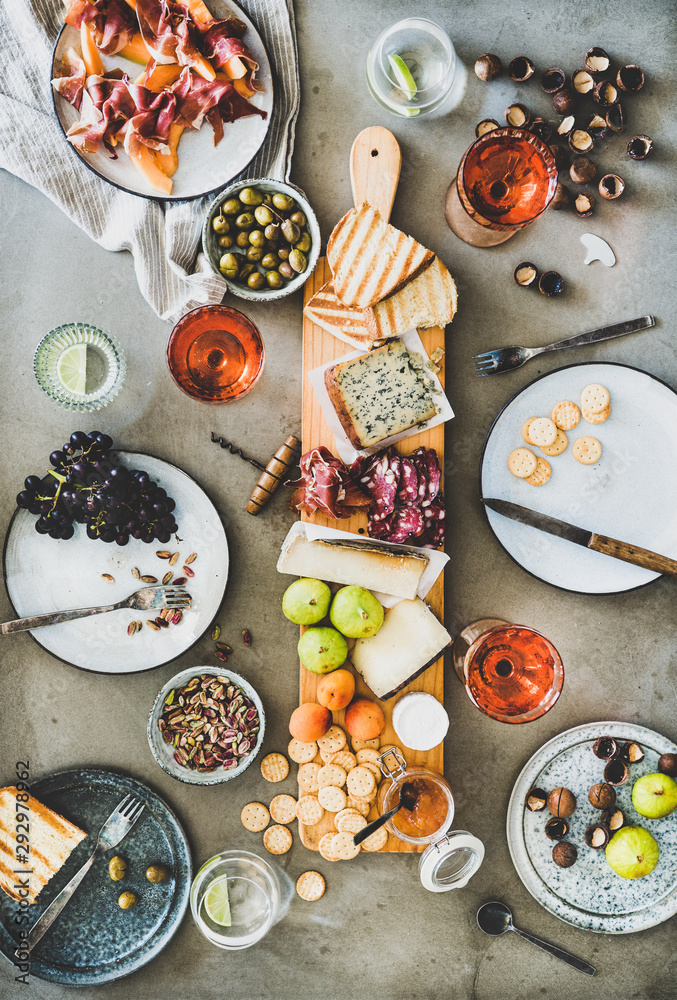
xmin=303 ymin=280 xmax=378 ymax=351
xmin=327 ymin=203 xmax=434 ymax=309
xmin=0 ymin=787 xmax=87 ymax=903
xmin=363 ymin=256 xmax=458 ymax=341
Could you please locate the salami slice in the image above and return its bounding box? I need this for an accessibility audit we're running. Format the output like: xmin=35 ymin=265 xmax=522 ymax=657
xmin=368 ymin=504 xmax=425 ymax=544
xmin=397 ymin=457 xmax=420 ymax=505
xmin=351 ymin=448 xmax=400 ymax=521
xmin=415 ymin=496 xmax=448 ymax=549
xmin=412 ymin=447 xmax=441 ymax=506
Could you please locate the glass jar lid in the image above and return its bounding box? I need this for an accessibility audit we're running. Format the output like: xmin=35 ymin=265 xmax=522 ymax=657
xmin=419 ymin=831 xmax=485 ymax=893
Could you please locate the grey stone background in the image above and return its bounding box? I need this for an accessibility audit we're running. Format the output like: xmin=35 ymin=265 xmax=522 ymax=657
xmin=1 ymin=0 xmax=676 ymax=997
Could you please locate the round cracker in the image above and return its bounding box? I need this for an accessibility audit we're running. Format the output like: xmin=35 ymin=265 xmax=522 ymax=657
xmin=297 ymin=761 xmax=320 ymax=793
xmin=359 ymin=761 xmax=383 ymax=783
xmin=573 ymin=436 xmax=602 ymax=465
xmin=527 ymin=417 xmax=557 ymax=448
xmin=360 ymin=826 xmax=388 ymax=852
xmin=296 ymin=871 xmax=326 ymax=902
xmin=318 ymin=764 xmax=347 ymax=788
xmin=319 ymin=832 xmax=340 ymax=862
xmin=347 ymin=795 xmax=371 ymax=816
xmin=351 ymin=737 xmax=380 ymax=752
xmin=582 ymin=403 xmax=610 ymax=424
xmin=296 ymin=794 xmax=325 ymax=826
xmin=319 ymin=746 xmax=337 ymax=764
xmin=346 ymin=765 xmax=377 ymax=799
xmin=581 ymin=383 xmax=609 ymax=415
xmin=508 ymin=448 xmax=537 ymax=478
xmin=329 ymin=750 xmax=357 ymax=771
xmin=525 ymin=457 xmax=552 ymax=487
xmin=240 ymin=801 xmax=270 ymax=833
xmin=262 ymin=824 xmax=292 ymax=855
xmin=521 ymin=417 xmax=538 ymax=444
xmin=287 ymin=738 xmax=318 ymax=764
xmin=260 ymin=752 xmax=289 ymax=783
xmin=269 ymin=794 xmax=297 ymax=825
xmin=540 ymin=428 xmax=568 ymax=457
xmin=336 ymin=811 xmax=368 ymax=835
xmin=317 ymin=725 xmax=346 ymax=754
xmin=318 ymin=785 xmax=347 ymax=813
xmin=331 ymin=831 xmax=361 ymax=861
xmin=551 ymin=400 xmax=581 ymax=431
xmin=356 ymin=748 xmax=380 ymax=765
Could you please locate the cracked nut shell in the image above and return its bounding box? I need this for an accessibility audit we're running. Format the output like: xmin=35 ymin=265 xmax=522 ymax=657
xmin=585 ymin=47 xmax=611 ymax=74
xmin=593 ymin=80 xmax=618 ymax=107
xmin=547 ymin=787 xmax=577 ymax=817
xmin=587 ymin=113 xmax=608 ymax=139
xmin=475 ymin=53 xmax=502 ymax=82
xmin=545 ymin=817 xmax=569 ymax=840
xmin=550 ymin=182 xmax=570 ymax=210
xmin=585 ymin=824 xmax=610 ymax=850
xmin=505 ymin=102 xmax=531 ymax=128
xmin=658 ymin=753 xmax=677 ymax=777
xmin=530 ymin=117 xmax=553 ymax=142
xmin=525 ymin=786 xmax=548 ymax=810
xmin=570 ymin=155 xmax=596 ymax=184
xmin=592 ymin=736 xmax=617 ymax=760
xmin=509 ymin=56 xmax=535 ymax=82
xmin=552 ymin=88 xmax=576 ymax=115
xmin=552 ymin=842 xmax=577 ymax=868
xmin=602 ymin=807 xmax=625 ymax=832
xmin=541 ymin=68 xmax=566 ymax=94
xmin=617 ymin=65 xmax=645 ymax=92
xmin=514 ymin=262 xmax=539 ymax=288
xmin=574 ymin=192 xmax=595 ymax=217
xmin=604 ymin=758 xmax=630 ymax=785
xmin=606 ymin=103 xmax=626 ymax=133
xmin=556 ymin=115 xmax=576 ymax=139
xmin=569 ymin=129 xmax=594 ymax=153
xmin=539 ymin=270 xmax=564 ymax=296
xmin=589 ymin=782 xmax=616 ymax=809
xmin=572 ymin=68 xmax=595 ymax=94
xmin=475 ymin=118 xmax=500 ymax=138
xmin=627 ymin=135 xmax=654 ymax=160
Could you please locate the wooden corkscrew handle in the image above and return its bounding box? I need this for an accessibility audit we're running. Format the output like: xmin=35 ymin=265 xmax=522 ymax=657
xmin=246 ymin=435 xmax=301 ymax=515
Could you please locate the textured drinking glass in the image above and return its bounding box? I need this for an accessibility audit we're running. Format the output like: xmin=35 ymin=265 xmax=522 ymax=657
xmin=33 ymin=323 xmax=126 ymax=411
xmin=366 ymin=18 xmax=456 ymax=118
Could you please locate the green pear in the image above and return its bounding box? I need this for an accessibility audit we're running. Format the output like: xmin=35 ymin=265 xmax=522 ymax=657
xmin=632 ymin=773 xmax=677 ymax=819
xmin=282 ymin=578 xmax=331 ymax=625
xmin=605 ymin=826 xmax=659 ymax=879
xmin=330 ymin=586 xmax=384 ymax=638
xmin=297 ymin=627 xmax=347 ymax=674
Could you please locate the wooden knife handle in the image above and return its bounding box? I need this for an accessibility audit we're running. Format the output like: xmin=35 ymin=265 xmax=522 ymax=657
xmin=246 ymin=435 xmax=301 ymax=515
xmin=589 ymin=534 xmax=677 ymax=576
xmin=350 ymin=126 xmax=401 ymax=221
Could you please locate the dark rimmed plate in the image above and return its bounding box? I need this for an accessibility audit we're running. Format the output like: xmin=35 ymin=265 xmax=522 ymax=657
xmin=480 ymin=362 xmax=677 ymax=594
xmin=0 ymin=769 xmax=191 ymax=985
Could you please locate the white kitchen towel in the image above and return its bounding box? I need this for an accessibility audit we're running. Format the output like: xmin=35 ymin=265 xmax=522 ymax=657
xmin=0 ymin=0 xmax=300 ymax=323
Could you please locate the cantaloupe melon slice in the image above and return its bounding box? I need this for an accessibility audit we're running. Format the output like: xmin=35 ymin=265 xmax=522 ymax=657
xmin=135 ymin=63 xmax=184 ymax=90
xmin=119 ymin=32 xmax=150 ymax=64
xmin=183 ymin=0 xmax=214 ymax=25
xmin=123 ymin=0 xmax=137 ymax=9
xmin=124 ymin=132 xmax=173 ymax=195
xmin=234 ymin=77 xmax=256 ymax=99
xmin=80 ymin=22 xmax=104 ymax=76
xmin=155 ymin=122 xmax=184 ymax=177
xmin=223 ymin=56 xmax=247 ymax=80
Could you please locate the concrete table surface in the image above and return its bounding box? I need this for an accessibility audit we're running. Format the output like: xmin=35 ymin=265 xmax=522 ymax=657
xmin=1 ymin=1 xmax=676 ymax=997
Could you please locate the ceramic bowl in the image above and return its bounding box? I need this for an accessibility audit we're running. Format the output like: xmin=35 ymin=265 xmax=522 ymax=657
xmin=148 ymin=666 xmax=265 ymax=786
xmin=202 ymin=177 xmax=321 ymax=302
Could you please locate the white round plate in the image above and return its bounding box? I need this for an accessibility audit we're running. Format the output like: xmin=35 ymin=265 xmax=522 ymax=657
xmin=481 ymin=362 xmax=677 ymax=593
xmin=51 ymin=0 xmax=273 ymax=201
xmin=3 ymin=453 xmax=228 ymax=673
xmin=507 ymin=721 xmax=677 ymax=934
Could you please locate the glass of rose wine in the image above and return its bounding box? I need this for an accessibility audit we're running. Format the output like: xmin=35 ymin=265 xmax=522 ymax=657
xmin=452 ymin=619 xmax=563 ymax=723
xmin=445 ymin=128 xmax=558 ymax=247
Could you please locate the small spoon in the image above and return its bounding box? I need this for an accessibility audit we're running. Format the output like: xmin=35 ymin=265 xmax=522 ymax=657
xmin=476 ymin=901 xmax=596 ymax=977
xmin=353 ymin=781 xmax=418 ymax=846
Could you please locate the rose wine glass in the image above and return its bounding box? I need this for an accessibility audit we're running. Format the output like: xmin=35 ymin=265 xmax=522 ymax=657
xmin=452 ymin=619 xmax=563 ymax=723
xmin=445 ymin=128 xmax=558 ymax=247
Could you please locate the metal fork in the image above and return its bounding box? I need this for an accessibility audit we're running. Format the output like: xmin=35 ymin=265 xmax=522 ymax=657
xmin=472 ymin=315 xmax=655 ymax=375
xmin=27 ymin=794 xmax=145 ymax=951
xmin=0 ymin=586 xmax=192 ymax=634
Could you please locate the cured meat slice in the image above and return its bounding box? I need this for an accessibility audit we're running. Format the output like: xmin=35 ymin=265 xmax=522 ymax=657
xmin=397 ymin=457 xmax=419 ymax=505
xmin=286 ymin=448 xmax=370 ymax=520
xmin=414 ymin=496 xmax=448 ymax=549
xmin=350 ymin=448 xmax=400 ymax=522
xmin=368 ymin=505 xmax=425 ymax=544
xmin=136 ymin=0 xmax=206 ymax=66
xmin=200 ymin=30 xmax=262 ymax=92
xmin=52 ymin=48 xmax=87 ymax=111
xmin=64 ymin=0 xmax=136 ymax=55
xmin=412 ymin=447 xmax=441 ymax=505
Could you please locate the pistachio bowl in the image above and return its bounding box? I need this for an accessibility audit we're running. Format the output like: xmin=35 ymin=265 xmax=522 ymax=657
xmin=148 ymin=666 xmax=266 ymax=786
xmin=202 ymin=177 xmax=321 ymax=302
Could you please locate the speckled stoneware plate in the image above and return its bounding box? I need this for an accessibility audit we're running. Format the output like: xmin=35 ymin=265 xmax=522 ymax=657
xmin=3 ymin=452 xmax=228 ymax=673
xmin=0 ymin=769 xmax=191 ymax=985
xmin=50 ymin=0 xmax=272 ymax=201
xmin=507 ymin=722 xmax=677 ymax=934
xmin=481 ymin=362 xmax=677 ymax=594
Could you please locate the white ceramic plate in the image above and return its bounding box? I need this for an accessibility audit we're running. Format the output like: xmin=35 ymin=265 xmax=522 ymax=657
xmin=507 ymin=721 xmax=677 ymax=934
xmin=51 ymin=0 xmax=273 ymax=201
xmin=3 ymin=453 xmax=228 ymax=673
xmin=480 ymin=362 xmax=677 ymax=593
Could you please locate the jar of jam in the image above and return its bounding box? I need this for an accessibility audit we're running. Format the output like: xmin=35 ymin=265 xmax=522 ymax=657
xmin=377 ymin=750 xmax=484 ymax=893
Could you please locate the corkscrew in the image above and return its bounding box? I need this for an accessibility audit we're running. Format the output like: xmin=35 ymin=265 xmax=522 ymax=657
xmin=210 ymin=432 xmax=301 ymax=514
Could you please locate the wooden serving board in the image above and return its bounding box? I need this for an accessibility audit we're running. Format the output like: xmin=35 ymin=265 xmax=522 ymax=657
xmin=298 ymin=127 xmax=446 ymax=854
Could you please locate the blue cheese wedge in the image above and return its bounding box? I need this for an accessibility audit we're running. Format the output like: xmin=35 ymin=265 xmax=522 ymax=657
xmin=324 ymin=339 xmax=438 ymax=450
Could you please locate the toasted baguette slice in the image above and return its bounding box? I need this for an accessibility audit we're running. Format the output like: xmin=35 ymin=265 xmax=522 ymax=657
xmin=304 ymin=280 xmax=379 ymax=351
xmin=327 ymin=202 xmax=434 ymax=309
xmin=0 ymin=787 xmax=87 ymax=903
xmin=363 ymin=256 xmax=458 ymax=341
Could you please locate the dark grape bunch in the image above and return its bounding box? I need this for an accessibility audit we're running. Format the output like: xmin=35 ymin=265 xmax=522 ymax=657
xmin=16 ymin=431 xmax=178 ymax=546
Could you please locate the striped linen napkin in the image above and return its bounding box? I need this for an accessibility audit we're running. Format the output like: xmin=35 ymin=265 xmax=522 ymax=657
xmin=0 ymin=0 xmax=300 ymax=323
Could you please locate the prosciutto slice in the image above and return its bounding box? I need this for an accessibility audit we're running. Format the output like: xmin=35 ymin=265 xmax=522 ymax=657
xmin=52 ymin=48 xmax=87 ymax=111
xmin=64 ymin=0 xmax=136 ymax=55
xmin=286 ymin=448 xmax=371 ymax=520
xmin=199 ymin=23 xmax=262 ymax=91
xmin=136 ymin=0 xmax=206 ymax=66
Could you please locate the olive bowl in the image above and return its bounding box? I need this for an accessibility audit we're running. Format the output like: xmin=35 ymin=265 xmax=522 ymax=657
xmin=147 ymin=666 xmax=266 ymax=786
xmin=202 ymin=177 xmax=321 ymax=302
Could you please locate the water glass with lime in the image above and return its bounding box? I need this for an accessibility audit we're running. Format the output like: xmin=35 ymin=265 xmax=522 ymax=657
xmin=366 ymin=18 xmax=457 ymax=118
xmin=34 ymin=323 xmax=126 ymax=411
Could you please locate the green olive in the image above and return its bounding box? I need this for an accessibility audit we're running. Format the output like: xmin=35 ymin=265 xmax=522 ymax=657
xmin=281 ymin=219 xmax=301 ymax=244
xmin=219 ymin=252 xmax=240 ymax=273
xmin=109 ymin=856 xmax=127 ymax=881
xmin=262 ymin=192 xmax=273 ymax=206
xmin=238 ymin=186 xmax=264 ymax=206
xmin=265 ymin=270 xmax=284 ymax=289
xmin=261 ymin=252 xmax=279 ymax=270
xmin=146 ymin=864 xmax=169 ymax=884
xmin=290 ymin=210 xmax=307 ymax=227
xmin=247 ymin=245 xmax=265 ymax=262
xmin=272 ymin=192 xmax=295 ymax=212
xmin=235 ymin=212 xmax=255 ymax=230
xmin=277 ymin=246 xmax=290 ymax=261
xmin=264 ymin=223 xmax=281 ymax=243
xmin=218 ymin=234 xmax=234 ymax=249
xmin=254 ymin=205 xmax=274 ymax=226
xmin=289 ymin=249 xmax=307 ymax=273
xmin=247 ymin=271 xmax=266 ymax=291
xmin=222 ymin=198 xmax=241 ymax=215
xmin=248 ymin=229 xmax=266 ymax=248
xmin=212 ymin=214 xmax=229 ymax=234
xmin=118 ymin=891 xmax=137 ymax=910
xmin=238 ymin=261 xmax=256 ymax=281
xmin=295 ymin=232 xmax=312 ymax=253
xmin=236 ymin=231 xmax=251 ymax=248
xmin=278 ymin=261 xmax=294 ymax=280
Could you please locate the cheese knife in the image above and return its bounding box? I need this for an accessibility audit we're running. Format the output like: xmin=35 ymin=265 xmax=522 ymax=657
xmin=482 ymin=498 xmax=677 ymax=576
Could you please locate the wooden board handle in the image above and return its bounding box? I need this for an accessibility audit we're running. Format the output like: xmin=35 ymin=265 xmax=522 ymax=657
xmin=350 ymin=126 xmax=401 ymax=220
xmin=589 ymin=534 xmax=677 ymax=576
xmin=246 ymin=435 xmax=301 ymax=515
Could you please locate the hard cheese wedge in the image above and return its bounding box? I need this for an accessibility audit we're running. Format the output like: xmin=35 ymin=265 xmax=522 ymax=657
xmin=352 ymin=598 xmax=451 ymax=700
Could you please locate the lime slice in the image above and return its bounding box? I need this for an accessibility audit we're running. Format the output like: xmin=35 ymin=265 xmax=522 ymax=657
xmin=205 ymin=877 xmax=232 ymax=927
xmin=56 ymin=344 xmax=88 ymax=395
xmin=388 ymin=54 xmax=417 ymax=101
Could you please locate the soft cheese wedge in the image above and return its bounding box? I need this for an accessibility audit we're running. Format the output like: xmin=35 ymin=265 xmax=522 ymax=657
xmin=351 ymin=598 xmax=451 ymax=700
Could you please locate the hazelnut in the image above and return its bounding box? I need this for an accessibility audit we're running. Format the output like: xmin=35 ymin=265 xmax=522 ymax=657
xmin=514 ymin=262 xmax=539 ymax=288
xmin=604 ymin=758 xmax=630 ymax=785
xmin=525 ymin=786 xmax=548 ymax=809
xmin=529 ymin=117 xmax=552 ymax=143
xmin=616 ymin=64 xmax=645 ymax=92
xmin=549 ymin=144 xmax=569 ymax=172
xmin=569 ymin=130 xmax=594 ymax=154
xmin=475 ymin=118 xmax=500 ymax=138
xmin=508 ymin=56 xmax=535 ymax=82
xmin=570 ymin=155 xmax=596 ymax=185
xmin=602 ymin=807 xmax=625 ymax=832
xmin=587 ymin=113 xmax=608 ymax=139
xmin=627 ymin=135 xmax=654 ymax=160
xmin=589 ymin=782 xmax=616 ymax=809
xmin=593 ymin=80 xmax=618 ymax=107
xmin=658 ymin=753 xmax=677 ymax=777
xmin=547 ymin=787 xmax=576 ymax=817
xmin=584 ymin=824 xmax=610 ymax=850
xmin=552 ymin=842 xmax=577 ymax=868
xmin=539 ymin=271 xmax=564 ymax=296
xmin=618 ymin=740 xmax=644 ymax=763
xmin=572 ymin=69 xmax=595 ymax=94
xmin=552 ymin=88 xmax=576 ymax=115
xmin=475 ymin=53 xmax=502 ymax=82
xmin=556 ymin=115 xmax=575 ymax=139
xmin=549 ymin=183 xmax=570 ymax=210
xmin=505 ymin=102 xmax=531 ymax=128
xmin=545 ymin=817 xmax=569 ymax=840
xmin=541 ymin=68 xmax=566 ymax=94
xmin=574 ymin=192 xmax=595 ymax=217
xmin=592 ymin=736 xmax=617 ymax=760
xmin=606 ymin=103 xmax=626 ymax=133
xmin=585 ymin=47 xmax=611 ymax=74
